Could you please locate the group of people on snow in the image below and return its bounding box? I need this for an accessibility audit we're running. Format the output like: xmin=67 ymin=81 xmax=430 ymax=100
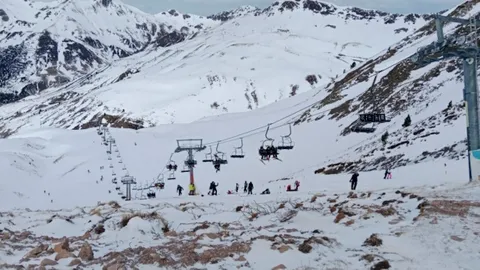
xmin=169 ymin=168 xmax=393 ymax=197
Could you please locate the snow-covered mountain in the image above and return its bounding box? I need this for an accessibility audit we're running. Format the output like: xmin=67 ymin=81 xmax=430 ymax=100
xmin=0 ymin=0 xmax=213 ymax=102
xmin=0 ymin=0 xmax=430 ymax=130
xmin=1 ymin=0 xmax=480 ymax=268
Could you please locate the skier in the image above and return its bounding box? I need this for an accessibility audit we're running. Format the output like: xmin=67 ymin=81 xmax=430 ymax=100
xmin=248 ymin=181 xmax=254 ymax=195
xmin=177 ymin=185 xmax=183 ymax=196
xmin=384 ymin=169 xmax=389 ymax=179
xmin=243 ymin=181 xmax=248 ymax=193
xmin=210 ymin=181 xmax=218 ymax=196
xmin=350 ymin=172 xmax=359 ymax=191
xmin=235 ymin=183 xmax=239 ymax=193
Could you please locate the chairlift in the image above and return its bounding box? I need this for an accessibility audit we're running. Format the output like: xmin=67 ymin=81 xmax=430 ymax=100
xmin=109 ymin=164 xmax=113 ymax=168
xmin=181 ymin=165 xmax=190 ymax=173
xmin=166 ymin=155 xmax=178 ymax=171
xmin=106 ymin=150 xmax=111 ymax=154
xmin=351 ymin=74 xmax=390 ymax=133
xmin=119 ymin=160 xmax=123 ymax=163
xmin=117 ymin=154 xmax=121 ymax=158
xmin=167 ymin=172 xmax=176 ymax=180
xmin=147 ymin=191 xmax=156 ymax=199
xmin=115 ymin=187 xmax=120 ymax=191
xmin=122 ymin=166 xmax=126 ymax=170
xmin=115 ymin=149 xmax=119 ymax=152
xmin=202 ymin=146 xmax=214 ymax=162
xmin=121 ymin=196 xmax=127 ymax=200
xmin=108 ymin=156 xmax=112 ymax=160
xmin=212 ymin=143 xmax=228 ymax=172
xmin=112 ymin=179 xmax=117 ymax=184
xmin=112 ymin=172 xmax=116 ymax=176
xmin=259 ymin=124 xmax=279 ymax=161
xmin=230 ymin=138 xmax=245 ymax=158
xmin=277 ymin=123 xmax=294 ymax=150
xmin=118 ymin=191 xmax=123 ymax=195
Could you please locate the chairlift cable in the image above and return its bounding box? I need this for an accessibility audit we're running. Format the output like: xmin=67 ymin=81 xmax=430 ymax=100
xmin=144 ymin=53 xmax=408 ymax=192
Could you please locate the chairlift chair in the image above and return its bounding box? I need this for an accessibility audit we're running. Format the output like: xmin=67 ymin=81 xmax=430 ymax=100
xmin=119 ymin=160 xmax=123 ymax=163
xmin=181 ymin=165 xmax=190 ymax=173
xmin=112 ymin=172 xmax=116 ymax=176
xmin=230 ymin=138 xmax=245 ymax=158
xmin=118 ymin=191 xmax=123 ymax=195
xmin=202 ymin=146 xmax=214 ymax=162
xmin=214 ymin=142 xmax=228 ymax=164
xmin=166 ymin=157 xmax=178 ymax=171
xmin=109 ymin=164 xmax=113 ymax=168
xmin=117 ymin=154 xmax=121 ymax=158
xmin=259 ymin=124 xmax=279 ymax=160
xmin=121 ymin=196 xmax=127 ymax=200
xmin=277 ymin=124 xmax=294 ymax=150
xmin=147 ymin=191 xmax=156 ymax=199
xmin=115 ymin=187 xmax=120 ymax=191
xmin=167 ymin=172 xmax=176 ymax=180
xmin=115 ymin=149 xmax=119 ymax=152
xmin=108 ymin=156 xmax=112 ymax=160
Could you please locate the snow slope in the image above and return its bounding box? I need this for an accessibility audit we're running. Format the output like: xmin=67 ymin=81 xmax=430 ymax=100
xmin=0 ymin=0 xmax=430 ymax=129
xmin=0 ymin=0 xmax=479 ymax=268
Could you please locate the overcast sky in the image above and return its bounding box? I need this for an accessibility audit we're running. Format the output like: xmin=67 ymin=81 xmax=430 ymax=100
xmin=34 ymin=0 xmax=464 ymax=16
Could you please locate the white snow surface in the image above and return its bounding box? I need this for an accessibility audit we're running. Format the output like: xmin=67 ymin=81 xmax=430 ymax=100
xmin=0 ymin=0 xmax=479 ymax=269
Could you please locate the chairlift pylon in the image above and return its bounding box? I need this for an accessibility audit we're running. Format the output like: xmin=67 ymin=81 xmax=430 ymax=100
xmin=230 ymin=138 xmax=245 ymax=158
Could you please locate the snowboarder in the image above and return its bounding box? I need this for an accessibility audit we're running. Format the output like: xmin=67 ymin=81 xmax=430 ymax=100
xmin=177 ymin=185 xmax=183 ymax=196
xmin=243 ymin=181 xmax=248 ymax=193
xmin=235 ymin=183 xmax=239 ymax=193
xmin=248 ymin=182 xmax=254 ymax=195
xmin=261 ymin=188 xmax=270 ymax=195
xmin=350 ymin=172 xmax=359 ymax=190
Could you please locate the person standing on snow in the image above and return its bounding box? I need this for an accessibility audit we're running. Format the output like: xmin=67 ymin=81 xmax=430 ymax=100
xmin=235 ymin=183 xmax=239 ymax=193
xmin=177 ymin=185 xmax=183 ymax=196
xmin=244 ymin=181 xmax=248 ymax=193
xmin=247 ymin=181 xmax=254 ymax=195
xmin=350 ymin=172 xmax=359 ymax=190
xmin=209 ymin=181 xmax=218 ymax=196
xmin=188 ymin=183 xmax=195 ymax=195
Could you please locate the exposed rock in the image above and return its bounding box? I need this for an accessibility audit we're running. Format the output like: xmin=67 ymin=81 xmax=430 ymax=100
xmin=334 ymin=212 xmax=345 ymax=223
xmin=78 ymin=242 xmax=94 ymax=261
xmin=235 ymin=255 xmax=247 ymax=261
xmin=53 ymin=237 xmax=70 ymax=253
xmin=24 ymin=244 xmax=48 ymax=259
xmin=55 ymin=249 xmax=75 ymax=261
xmin=371 ymin=260 xmax=391 ymax=269
xmin=272 ymin=264 xmax=287 ymax=270
xmin=363 ymin=234 xmax=383 ymax=247
xmin=68 ymin=258 xmax=82 ymax=266
xmin=40 ymin=258 xmax=57 ymax=266
xmin=298 ymin=241 xmax=312 ymax=253
xmin=277 ymin=245 xmax=290 ymax=253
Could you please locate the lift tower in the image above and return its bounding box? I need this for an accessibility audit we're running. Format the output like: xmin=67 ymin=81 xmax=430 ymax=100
xmin=121 ymin=175 xmax=137 ymax=201
xmin=174 ymin=139 xmax=206 ymax=186
xmin=410 ymin=14 xmax=480 ymax=182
